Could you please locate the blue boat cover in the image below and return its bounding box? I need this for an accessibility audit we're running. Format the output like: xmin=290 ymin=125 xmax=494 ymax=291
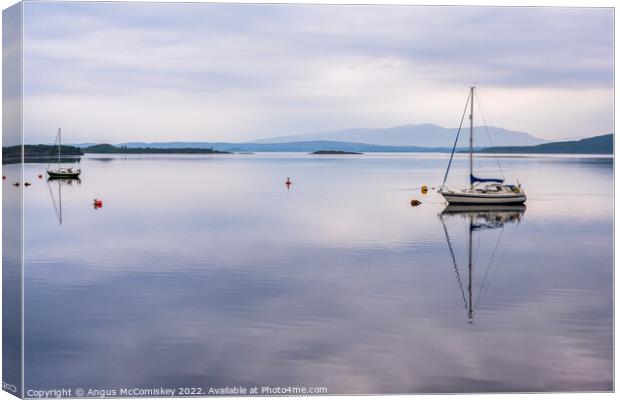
xmin=470 ymin=174 xmax=504 ymax=184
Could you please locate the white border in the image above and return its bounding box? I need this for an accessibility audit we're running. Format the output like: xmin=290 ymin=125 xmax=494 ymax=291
xmin=0 ymin=2 xmax=615 ymax=400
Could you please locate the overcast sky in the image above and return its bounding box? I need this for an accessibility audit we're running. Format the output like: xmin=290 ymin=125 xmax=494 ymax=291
xmin=20 ymin=2 xmax=613 ymax=143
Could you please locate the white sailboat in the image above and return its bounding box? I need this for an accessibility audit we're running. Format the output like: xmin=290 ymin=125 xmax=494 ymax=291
xmin=439 ymin=87 xmax=526 ymax=205
xmin=47 ymin=128 xmax=81 ymax=179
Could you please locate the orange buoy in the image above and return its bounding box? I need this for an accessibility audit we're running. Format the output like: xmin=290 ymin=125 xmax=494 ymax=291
xmin=421 ymin=185 xmax=428 ymax=194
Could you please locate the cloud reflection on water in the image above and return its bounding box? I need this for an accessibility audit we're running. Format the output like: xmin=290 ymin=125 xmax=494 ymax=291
xmin=22 ymin=154 xmax=612 ymax=393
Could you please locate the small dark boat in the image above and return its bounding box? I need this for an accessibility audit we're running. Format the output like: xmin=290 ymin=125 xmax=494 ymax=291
xmin=47 ymin=168 xmax=81 ymax=179
xmin=47 ymin=128 xmax=81 ymax=179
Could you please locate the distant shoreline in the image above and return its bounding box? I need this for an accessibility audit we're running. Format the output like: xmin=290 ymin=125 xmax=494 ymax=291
xmin=86 ymin=133 xmax=613 ymax=155
xmin=3 ymin=133 xmax=612 ymax=165
xmin=311 ymin=150 xmax=363 ymax=155
xmin=474 ymin=134 xmax=612 ymax=155
xmin=83 ymin=144 xmax=230 ymax=154
xmin=2 ymin=150 xmax=612 ymax=165
xmin=2 ymin=144 xmax=230 ymax=164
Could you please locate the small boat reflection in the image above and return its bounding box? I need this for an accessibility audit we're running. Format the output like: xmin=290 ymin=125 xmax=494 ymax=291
xmin=439 ymin=204 xmax=526 ymax=323
xmin=47 ymin=177 xmax=81 ymax=225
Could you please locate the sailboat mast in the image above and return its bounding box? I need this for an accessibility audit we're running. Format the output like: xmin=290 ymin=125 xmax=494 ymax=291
xmin=469 ymin=87 xmax=474 ymax=189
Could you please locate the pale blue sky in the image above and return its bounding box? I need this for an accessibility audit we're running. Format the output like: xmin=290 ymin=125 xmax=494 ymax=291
xmin=19 ymin=2 xmax=614 ymax=143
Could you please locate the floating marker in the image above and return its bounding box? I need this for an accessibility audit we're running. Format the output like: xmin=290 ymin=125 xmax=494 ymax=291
xmin=421 ymin=185 xmax=428 ymax=194
xmin=13 ymin=182 xmax=19 ymax=187
xmin=410 ymin=199 xmax=422 ymax=206
xmin=2 ymin=176 xmax=6 ymax=180
xmin=93 ymin=198 xmax=103 ymax=209
xmin=24 ymin=182 xmax=31 ymax=187
xmin=38 ymin=174 xmax=43 ymax=179
xmin=285 ymin=177 xmax=292 ymax=188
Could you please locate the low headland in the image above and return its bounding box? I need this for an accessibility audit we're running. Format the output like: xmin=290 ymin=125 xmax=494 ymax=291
xmin=2 ymin=143 xmax=230 ymax=164
xmin=3 ymin=144 xmax=83 ymax=164
xmin=477 ymin=133 xmax=612 ymax=154
xmin=82 ymin=144 xmax=230 ymax=154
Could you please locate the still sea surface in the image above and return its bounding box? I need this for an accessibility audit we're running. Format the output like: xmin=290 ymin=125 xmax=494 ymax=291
xmin=17 ymin=152 xmax=613 ymax=394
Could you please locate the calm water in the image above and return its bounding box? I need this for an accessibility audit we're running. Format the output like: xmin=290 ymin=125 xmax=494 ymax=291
xmin=15 ymin=153 xmax=613 ymax=394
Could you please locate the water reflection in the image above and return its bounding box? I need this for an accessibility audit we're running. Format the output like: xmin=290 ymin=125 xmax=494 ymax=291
xmin=21 ymin=154 xmax=612 ymax=393
xmin=46 ymin=178 xmax=81 ymax=225
xmin=439 ymin=205 xmax=526 ymax=323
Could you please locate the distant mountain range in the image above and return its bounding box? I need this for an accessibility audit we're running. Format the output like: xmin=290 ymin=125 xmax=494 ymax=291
xmin=103 ymin=135 xmax=612 ymax=155
xmin=61 ymin=124 xmax=612 ymax=154
xmin=6 ymin=133 xmax=611 ymax=165
xmin=479 ymin=133 xmax=613 ymax=154
xmin=104 ymin=123 xmax=546 ymax=152
xmin=253 ymin=123 xmax=548 ymax=147
xmin=114 ymin=140 xmax=453 ymax=153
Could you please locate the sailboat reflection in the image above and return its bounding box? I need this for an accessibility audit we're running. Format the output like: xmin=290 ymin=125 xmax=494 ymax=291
xmin=47 ymin=178 xmax=81 ymax=225
xmin=439 ymin=205 xmax=526 ymax=323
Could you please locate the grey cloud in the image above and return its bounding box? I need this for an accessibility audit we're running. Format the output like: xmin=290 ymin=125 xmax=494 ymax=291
xmin=23 ymin=4 xmax=613 ymax=93
xmin=18 ymin=3 xmax=614 ymax=142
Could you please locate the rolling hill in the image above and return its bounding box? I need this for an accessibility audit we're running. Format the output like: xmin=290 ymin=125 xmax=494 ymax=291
xmin=115 ymin=140 xmax=453 ymax=153
xmin=478 ymin=133 xmax=613 ymax=154
xmin=253 ymin=123 xmax=548 ymax=147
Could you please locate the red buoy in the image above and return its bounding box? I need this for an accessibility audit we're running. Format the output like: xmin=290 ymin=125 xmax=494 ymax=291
xmin=2 ymin=176 xmax=6 ymax=180
xmin=38 ymin=174 xmax=43 ymax=179
xmin=285 ymin=177 xmax=292 ymax=188
xmin=93 ymin=199 xmax=103 ymax=209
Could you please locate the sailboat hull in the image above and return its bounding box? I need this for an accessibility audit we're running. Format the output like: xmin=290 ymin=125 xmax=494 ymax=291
xmin=47 ymin=170 xmax=81 ymax=179
xmin=441 ymin=191 xmax=526 ymax=205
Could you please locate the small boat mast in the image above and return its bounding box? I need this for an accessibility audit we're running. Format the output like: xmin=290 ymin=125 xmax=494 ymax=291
xmin=47 ymin=128 xmax=81 ymax=179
